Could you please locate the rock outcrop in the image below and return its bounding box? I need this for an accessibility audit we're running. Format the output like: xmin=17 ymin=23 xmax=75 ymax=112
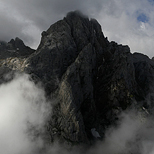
xmin=1 ymin=11 xmax=154 ymax=145
xmin=0 ymin=37 xmax=35 ymax=84
xmin=0 ymin=37 xmax=35 ymax=59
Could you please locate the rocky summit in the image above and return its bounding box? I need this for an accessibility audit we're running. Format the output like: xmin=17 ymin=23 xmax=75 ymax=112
xmin=1 ymin=11 xmax=154 ymax=145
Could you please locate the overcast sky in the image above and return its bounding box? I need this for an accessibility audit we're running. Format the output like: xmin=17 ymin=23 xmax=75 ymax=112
xmin=0 ymin=0 xmax=154 ymax=57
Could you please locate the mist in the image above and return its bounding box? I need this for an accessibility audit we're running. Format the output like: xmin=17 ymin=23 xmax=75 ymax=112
xmin=1 ymin=73 xmax=154 ymax=154
xmin=0 ymin=73 xmax=52 ymax=154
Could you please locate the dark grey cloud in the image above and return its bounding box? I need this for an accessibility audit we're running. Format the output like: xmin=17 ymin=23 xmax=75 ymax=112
xmin=0 ymin=0 xmax=154 ymax=57
xmin=0 ymin=0 xmax=103 ymax=48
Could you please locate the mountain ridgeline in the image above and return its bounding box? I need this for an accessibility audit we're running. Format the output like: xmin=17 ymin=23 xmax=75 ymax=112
xmin=1 ymin=11 xmax=154 ymax=145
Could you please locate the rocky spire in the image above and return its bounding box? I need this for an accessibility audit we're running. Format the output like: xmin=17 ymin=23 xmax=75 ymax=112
xmin=0 ymin=11 xmax=154 ymax=145
xmin=24 ymin=11 xmax=154 ymax=144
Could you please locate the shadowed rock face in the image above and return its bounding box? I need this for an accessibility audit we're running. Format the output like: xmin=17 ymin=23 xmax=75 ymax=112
xmin=1 ymin=11 xmax=154 ymax=144
xmin=0 ymin=37 xmax=35 ymax=84
xmin=0 ymin=37 xmax=35 ymax=59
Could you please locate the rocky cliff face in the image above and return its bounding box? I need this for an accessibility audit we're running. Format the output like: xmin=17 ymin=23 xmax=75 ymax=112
xmin=0 ymin=37 xmax=35 ymax=84
xmin=0 ymin=37 xmax=35 ymax=59
xmin=1 ymin=11 xmax=154 ymax=145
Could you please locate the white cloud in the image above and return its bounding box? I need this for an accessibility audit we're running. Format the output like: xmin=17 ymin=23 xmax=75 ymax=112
xmin=1 ymin=70 xmax=154 ymax=154
xmin=0 ymin=73 xmax=52 ymax=154
xmin=0 ymin=0 xmax=154 ymax=56
xmin=96 ymin=0 xmax=154 ymax=57
xmin=86 ymin=109 xmax=154 ymax=154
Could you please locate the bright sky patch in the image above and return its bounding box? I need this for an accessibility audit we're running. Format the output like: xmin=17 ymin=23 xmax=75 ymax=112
xmin=137 ymin=13 xmax=149 ymax=23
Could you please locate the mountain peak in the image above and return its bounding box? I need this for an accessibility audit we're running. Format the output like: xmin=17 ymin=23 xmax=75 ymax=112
xmin=0 ymin=11 xmax=154 ymax=148
xmin=9 ymin=37 xmax=25 ymax=48
xmin=0 ymin=37 xmax=35 ymax=59
xmin=65 ymin=10 xmax=89 ymax=20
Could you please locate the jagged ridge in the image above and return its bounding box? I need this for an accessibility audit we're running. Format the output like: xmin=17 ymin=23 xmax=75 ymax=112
xmin=0 ymin=11 xmax=154 ymax=145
